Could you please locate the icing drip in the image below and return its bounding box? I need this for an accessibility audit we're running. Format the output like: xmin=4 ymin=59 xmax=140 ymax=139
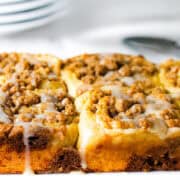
xmin=23 ymin=123 xmax=33 ymax=174
xmin=15 ymin=119 xmax=33 ymax=174
xmin=0 ymin=107 xmax=11 ymax=123
xmin=121 ymin=74 xmax=146 ymax=86
xmin=101 ymin=85 xmax=128 ymax=99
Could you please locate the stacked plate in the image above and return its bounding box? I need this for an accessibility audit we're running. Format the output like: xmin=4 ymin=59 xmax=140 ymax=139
xmin=0 ymin=0 xmax=70 ymax=34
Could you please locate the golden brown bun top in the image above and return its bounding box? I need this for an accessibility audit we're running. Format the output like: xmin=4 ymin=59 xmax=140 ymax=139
xmin=76 ymin=84 xmax=180 ymax=135
xmin=62 ymin=53 xmax=157 ymax=85
xmin=0 ymin=53 xmax=78 ymax=128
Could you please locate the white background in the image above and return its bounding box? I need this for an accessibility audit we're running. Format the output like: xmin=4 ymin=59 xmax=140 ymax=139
xmin=0 ymin=0 xmax=180 ymax=61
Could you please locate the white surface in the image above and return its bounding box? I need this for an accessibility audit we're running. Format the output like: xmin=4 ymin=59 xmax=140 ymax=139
xmin=0 ymin=20 xmax=179 ymax=62
xmin=61 ymin=20 xmax=180 ymax=62
xmin=0 ymin=0 xmax=179 ymax=61
xmin=1 ymin=171 xmax=180 ymax=179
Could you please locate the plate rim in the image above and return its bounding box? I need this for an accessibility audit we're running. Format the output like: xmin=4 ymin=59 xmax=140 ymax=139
xmin=0 ymin=0 xmax=56 ymax=14
xmin=0 ymin=2 xmax=66 ymax=24
xmin=0 ymin=0 xmax=26 ymax=4
xmin=0 ymin=9 xmax=68 ymax=35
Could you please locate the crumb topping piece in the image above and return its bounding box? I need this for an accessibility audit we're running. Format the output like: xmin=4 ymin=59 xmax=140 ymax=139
xmin=160 ymin=60 xmax=180 ymax=88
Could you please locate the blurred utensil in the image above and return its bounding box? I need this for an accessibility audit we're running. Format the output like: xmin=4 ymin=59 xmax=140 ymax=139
xmin=123 ymin=36 xmax=180 ymax=58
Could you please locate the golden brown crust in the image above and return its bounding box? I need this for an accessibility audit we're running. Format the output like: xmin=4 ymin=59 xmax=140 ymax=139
xmin=82 ymin=138 xmax=180 ymax=172
xmin=0 ymin=145 xmax=80 ymax=174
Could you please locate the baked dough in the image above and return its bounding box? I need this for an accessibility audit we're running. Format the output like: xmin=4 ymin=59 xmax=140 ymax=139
xmin=76 ymin=84 xmax=180 ymax=171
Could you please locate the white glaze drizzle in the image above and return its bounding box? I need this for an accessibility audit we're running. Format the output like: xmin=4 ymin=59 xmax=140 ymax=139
xmin=121 ymin=74 xmax=146 ymax=86
xmin=0 ymin=107 xmax=11 ymax=123
xmin=101 ymin=85 xmax=128 ymax=99
xmin=14 ymin=118 xmax=34 ymax=174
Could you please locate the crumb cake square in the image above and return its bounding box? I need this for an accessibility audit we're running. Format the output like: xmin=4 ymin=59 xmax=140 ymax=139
xmin=76 ymin=84 xmax=180 ymax=172
xmin=0 ymin=53 xmax=80 ymax=174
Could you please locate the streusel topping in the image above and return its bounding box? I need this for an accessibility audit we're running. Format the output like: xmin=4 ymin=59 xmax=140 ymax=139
xmin=160 ymin=60 xmax=180 ymax=88
xmin=63 ymin=53 xmax=157 ymax=85
xmin=0 ymin=53 xmax=78 ymax=127
xmin=86 ymin=85 xmax=180 ymax=131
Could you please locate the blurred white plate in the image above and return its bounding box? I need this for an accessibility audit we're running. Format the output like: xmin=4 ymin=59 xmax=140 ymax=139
xmin=0 ymin=0 xmax=25 ymax=4
xmin=0 ymin=0 xmax=56 ymax=14
xmin=0 ymin=9 xmax=67 ymax=35
xmin=0 ymin=1 xmax=65 ymax=24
